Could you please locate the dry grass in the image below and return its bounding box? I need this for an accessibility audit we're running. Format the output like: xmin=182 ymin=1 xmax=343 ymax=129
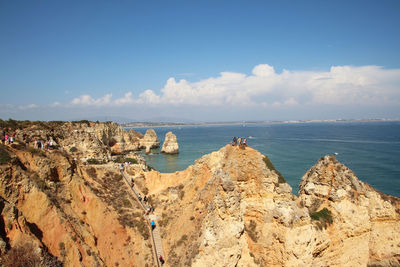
xmin=1 ymin=243 xmax=41 ymax=267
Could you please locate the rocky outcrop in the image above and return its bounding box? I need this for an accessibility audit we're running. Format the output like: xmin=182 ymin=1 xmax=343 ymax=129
xmin=1 ymin=132 xmax=399 ymax=266
xmin=0 ymin=143 xmax=154 ymax=266
xmin=142 ymin=145 xmax=400 ymax=267
xmin=161 ymin=132 xmax=179 ymax=154
xmin=298 ymin=155 xmax=400 ymax=266
xmin=12 ymin=121 xmax=143 ymax=162
xmin=140 ymin=129 xmax=160 ymax=154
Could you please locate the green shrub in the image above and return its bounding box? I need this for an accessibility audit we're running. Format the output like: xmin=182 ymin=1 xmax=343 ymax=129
xmin=113 ymin=156 xmax=137 ymax=164
xmin=134 ymin=218 xmax=149 ymax=240
xmin=263 ymin=155 xmax=286 ymax=183
xmin=87 ymin=158 xmax=102 ymax=165
xmin=69 ymin=147 xmax=77 ymax=153
xmin=0 ymin=145 xmax=11 ymax=164
xmin=146 ymin=165 xmax=155 ymax=171
xmin=123 ymin=199 xmax=131 ymax=208
xmin=310 ymin=208 xmax=333 ymax=230
xmin=125 ymin=158 xmax=137 ymax=164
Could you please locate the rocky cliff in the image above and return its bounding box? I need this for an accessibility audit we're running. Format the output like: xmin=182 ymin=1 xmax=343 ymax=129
xmin=0 ymin=142 xmax=155 ymax=266
xmin=140 ymin=129 xmax=160 ymax=154
xmin=161 ymin=132 xmax=179 ymax=154
xmin=1 ymin=127 xmax=399 ymax=266
xmin=10 ymin=121 xmax=143 ymax=162
xmin=142 ymin=145 xmax=400 ymax=266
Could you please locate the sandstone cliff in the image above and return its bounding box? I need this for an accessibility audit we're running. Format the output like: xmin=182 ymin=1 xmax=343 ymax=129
xmin=1 ymin=125 xmax=399 ymax=267
xmin=161 ymin=132 xmax=179 ymax=154
xmin=0 ymin=142 xmax=155 ymax=266
xmin=142 ymin=145 xmax=400 ymax=267
xmin=140 ymin=129 xmax=160 ymax=154
xmin=11 ymin=121 xmax=143 ymax=162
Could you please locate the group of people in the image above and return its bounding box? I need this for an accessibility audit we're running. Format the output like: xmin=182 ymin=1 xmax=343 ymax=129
xmin=119 ymin=158 xmax=165 ymax=265
xmin=0 ymin=130 xmax=57 ymax=151
xmin=231 ymin=136 xmax=247 ymax=147
xmin=0 ymin=132 xmax=15 ymax=145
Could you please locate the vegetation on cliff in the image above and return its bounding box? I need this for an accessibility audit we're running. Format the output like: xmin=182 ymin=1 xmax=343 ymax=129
xmin=262 ymin=155 xmax=286 ymax=183
xmin=0 ymin=124 xmax=399 ymax=266
xmin=1 ymin=242 xmax=62 ymax=267
xmin=309 ymin=208 xmax=333 ymax=230
xmin=0 ymin=145 xmax=11 ymax=164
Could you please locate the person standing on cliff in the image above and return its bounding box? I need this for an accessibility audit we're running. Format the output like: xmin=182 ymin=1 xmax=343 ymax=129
xmin=25 ymin=136 xmax=30 ymax=147
xmin=232 ymin=137 xmax=237 ymax=146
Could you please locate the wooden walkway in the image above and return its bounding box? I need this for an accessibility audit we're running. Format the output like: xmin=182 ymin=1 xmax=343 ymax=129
xmin=120 ymin=169 xmax=165 ymax=266
xmin=149 ymin=214 xmax=165 ymax=261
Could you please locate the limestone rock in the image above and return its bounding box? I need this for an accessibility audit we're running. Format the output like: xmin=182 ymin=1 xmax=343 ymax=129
xmin=14 ymin=121 xmax=142 ymax=162
xmin=0 ymin=142 xmax=154 ymax=266
xmin=2 ymin=134 xmax=400 ymax=267
xmin=161 ymin=131 xmax=179 ymax=154
xmin=142 ymin=146 xmax=400 ymax=267
xmin=140 ymin=129 xmax=160 ymax=153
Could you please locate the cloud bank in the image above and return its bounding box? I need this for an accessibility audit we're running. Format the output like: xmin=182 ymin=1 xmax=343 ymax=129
xmin=2 ymin=64 xmax=400 ymax=121
xmin=69 ymin=64 xmax=400 ymax=108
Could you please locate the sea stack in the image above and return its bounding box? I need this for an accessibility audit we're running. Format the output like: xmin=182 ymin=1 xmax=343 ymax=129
xmin=140 ymin=129 xmax=160 ymax=154
xmin=161 ymin=131 xmax=179 ymax=154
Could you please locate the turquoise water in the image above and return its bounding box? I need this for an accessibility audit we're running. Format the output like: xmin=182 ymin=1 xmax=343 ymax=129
xmin=129 ymin=122 xmax=400 ymax=197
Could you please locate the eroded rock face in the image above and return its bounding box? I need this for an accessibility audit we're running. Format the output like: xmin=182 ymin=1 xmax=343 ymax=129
xmin=1 ymin=135 xmax=399 ymax=267
xmin=0 ymin=144 xmax=154 ymax=266
xmin=298 ymin=155 xmax=400 ymax=266
xmin=14 ymin=122 xmax=143 ymax=162
xmin=140 ymin=129 xmax=160 ymax=154
xmin=143 ymin=146 xmax=400 ymax=267
xmin=161 ymin=132 xmax=179 ymax=154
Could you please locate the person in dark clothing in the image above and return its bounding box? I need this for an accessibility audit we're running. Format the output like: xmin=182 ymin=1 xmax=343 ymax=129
xmin=159 ymin=256 xmax=165 ymax=264
xmin=232 ymin=136 xmax=237 ymax=146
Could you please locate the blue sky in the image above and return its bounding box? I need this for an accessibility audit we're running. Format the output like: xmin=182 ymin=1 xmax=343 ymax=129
xmin=1 ymin=0 xmax=400 ymax=122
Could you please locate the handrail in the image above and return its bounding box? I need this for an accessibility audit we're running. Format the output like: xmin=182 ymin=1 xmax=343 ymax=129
xmin=120 ymin=169 xmax=161 ymax=267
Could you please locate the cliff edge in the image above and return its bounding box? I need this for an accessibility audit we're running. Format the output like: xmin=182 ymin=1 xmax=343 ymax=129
xmin=0 ymin=126 xmax=399 ymax=266
xmin=143 ymin=145 xmax=400 ymax=266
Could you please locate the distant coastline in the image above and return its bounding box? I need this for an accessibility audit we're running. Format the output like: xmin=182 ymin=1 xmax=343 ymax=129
xmin=120 ymin=118 xmax=400 ymax=128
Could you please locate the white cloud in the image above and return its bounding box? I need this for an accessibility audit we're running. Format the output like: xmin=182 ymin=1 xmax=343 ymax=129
xmin=138 ymin=90 xmax=161 ymax=104
xmin=71 ymin=94 xmax=112 ymax=106
xmin=18 ymin=104 xmax=38 ymax=110
xmin=114 ymin=92 xmax=135 ymax=105
xmin=65 ymin=64 xmax=400 ymax=109
xmin=50 ymin=102 xmax=61 ymax=107
xmin=252 ymin=64 xmax=276 ymax=77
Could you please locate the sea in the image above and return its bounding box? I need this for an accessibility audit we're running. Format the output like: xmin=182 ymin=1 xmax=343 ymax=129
xmin=127 ymin=122 xmax=400 ymax=197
